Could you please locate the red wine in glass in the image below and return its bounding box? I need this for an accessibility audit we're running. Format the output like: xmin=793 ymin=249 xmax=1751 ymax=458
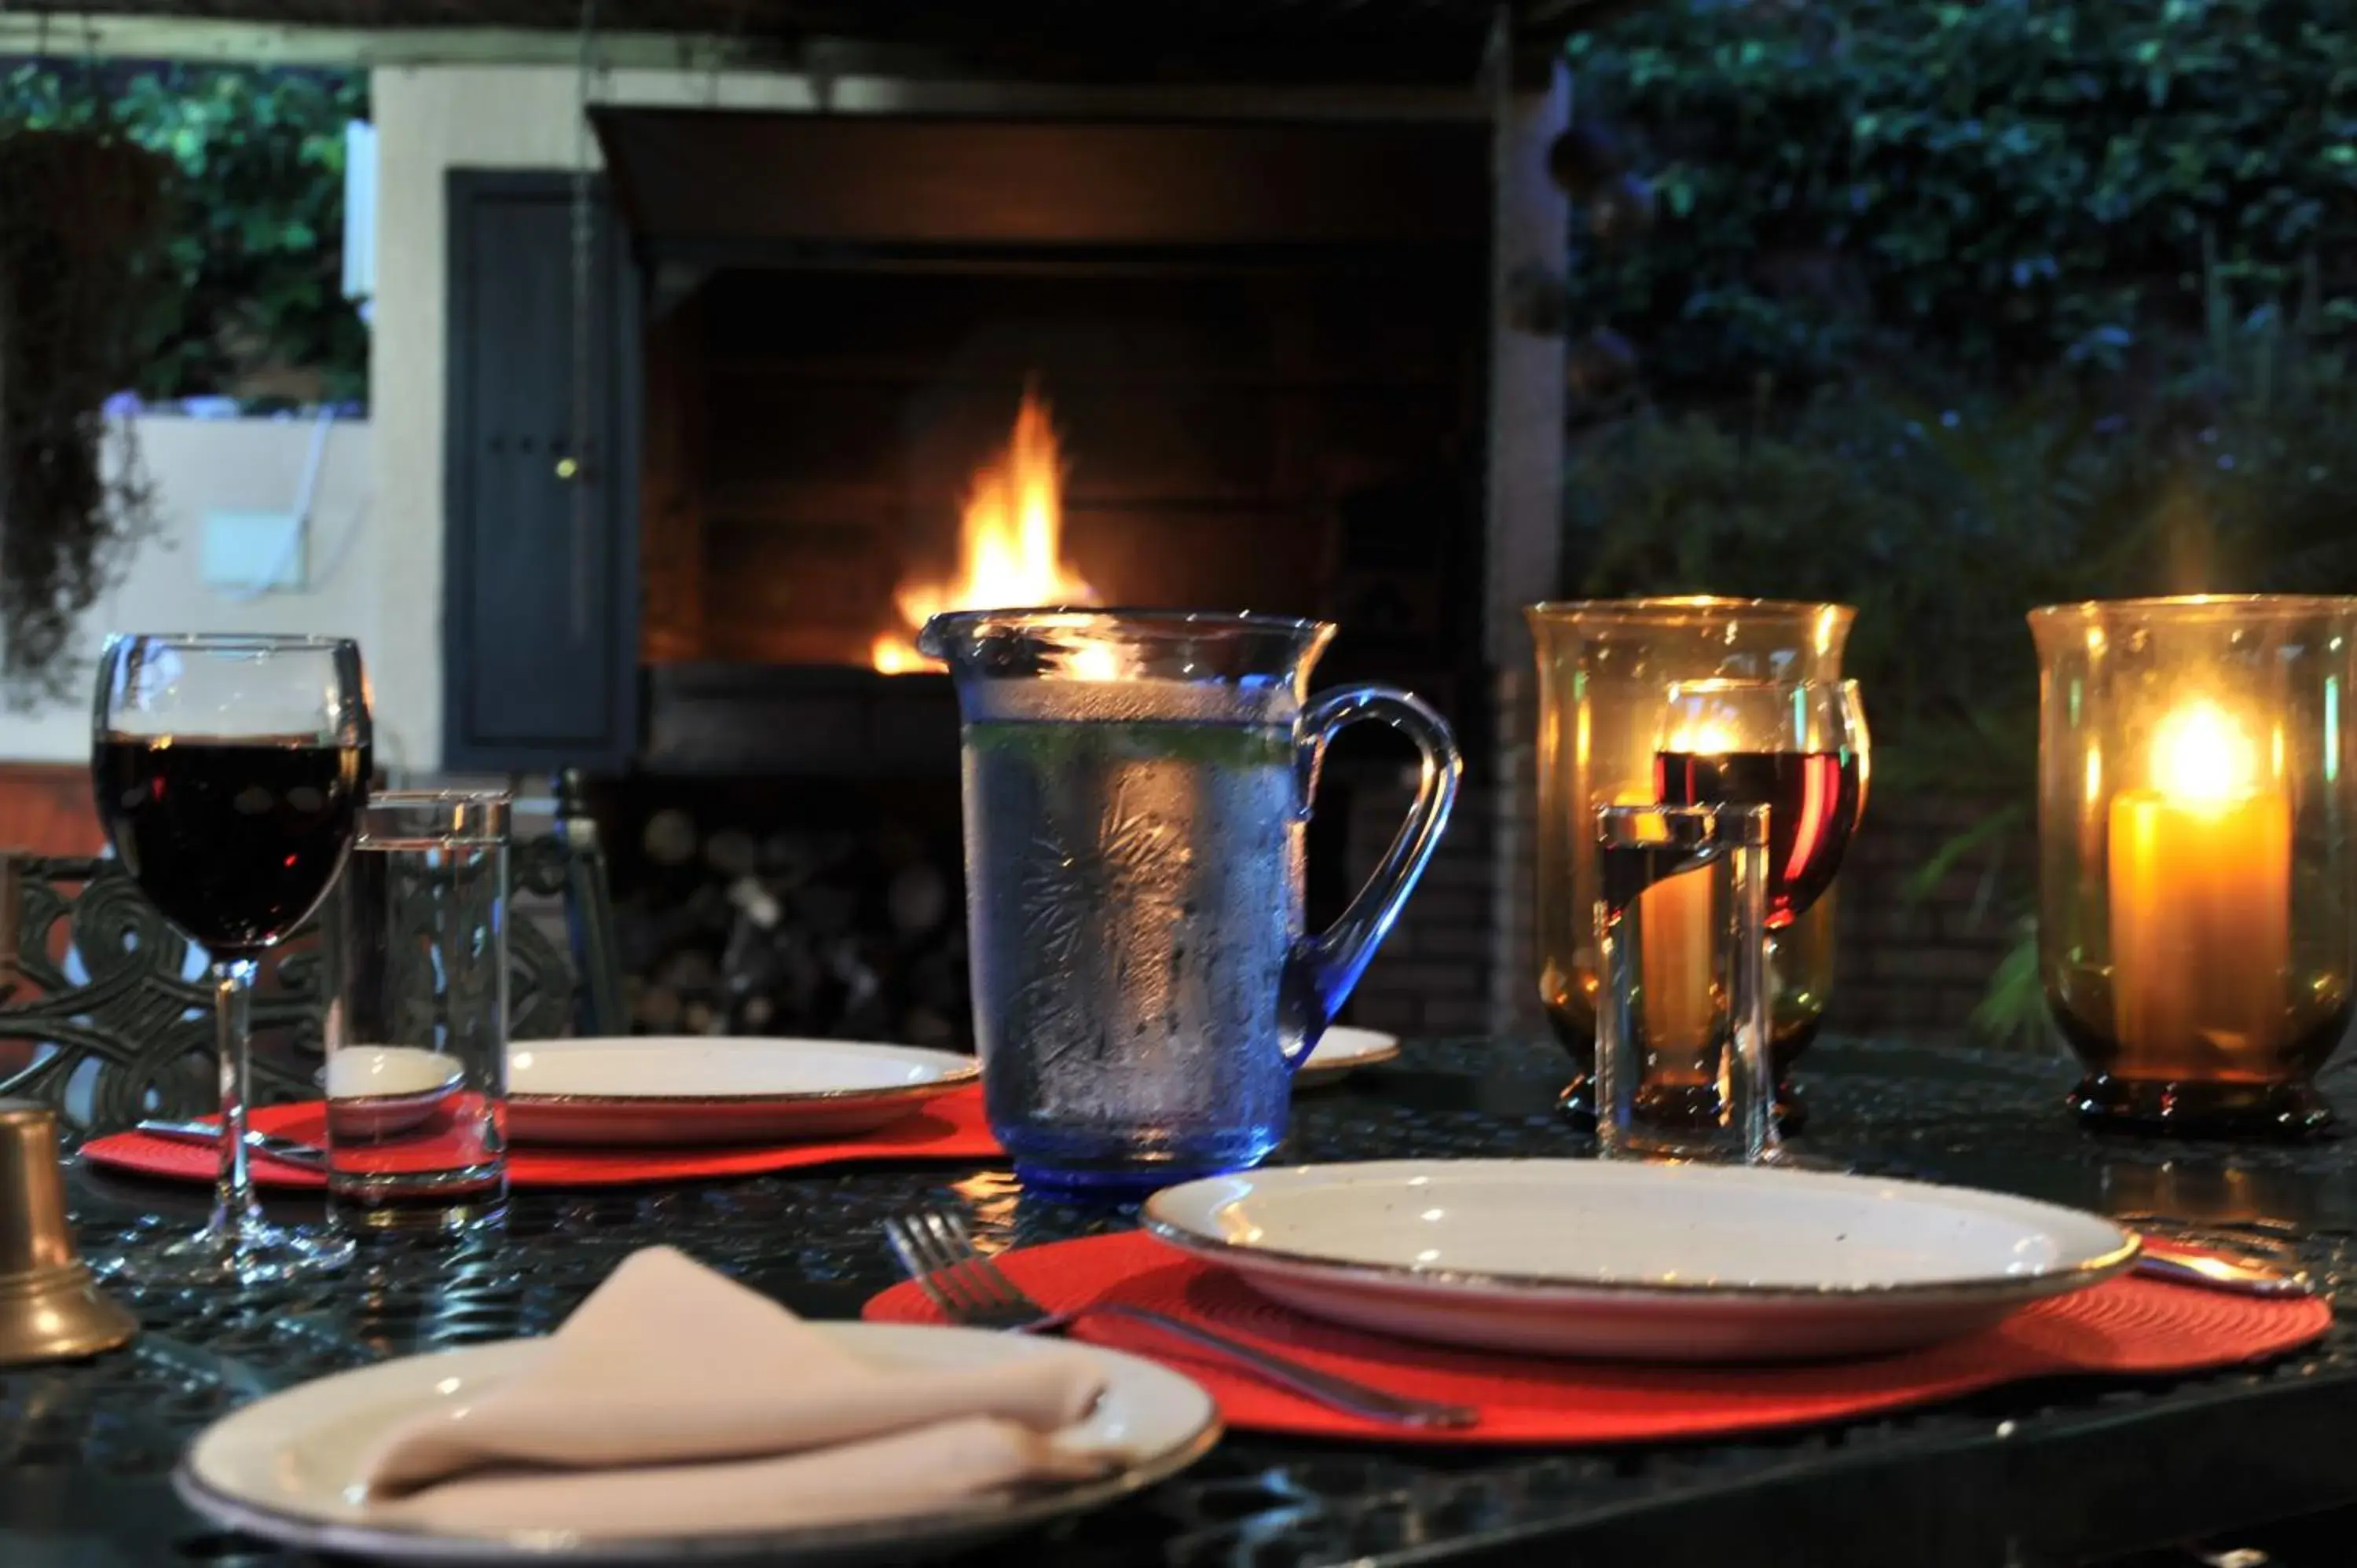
xmin=90 ymin=632 xmax=370 ymax=1288
xmin=93 ymin=737 xmax=366 ymax=954
xmin=1655 ymin=751 xmax=1862 ymax=927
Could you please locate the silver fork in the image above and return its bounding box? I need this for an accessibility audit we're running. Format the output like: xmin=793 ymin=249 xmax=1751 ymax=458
xmin=882 ymin=1209 xmax=1477 ymax=1431
xmin=134 ymin=1119 xmax=325 ymax=1170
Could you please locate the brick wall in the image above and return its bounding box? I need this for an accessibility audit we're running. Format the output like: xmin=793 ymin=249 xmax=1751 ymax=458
xmin=1489 ymin=661 xmax=1543 ymax=1036
xmin=1339 ymin=766 xmax=1497 ymax=1037
xmin=1825 ymin=791 xmax=2027 ymax=1039
xmin=1332 ymin=668 xmax=1552 ymax=1041
xmin=0 ymin=764 xmax=103 ymax=858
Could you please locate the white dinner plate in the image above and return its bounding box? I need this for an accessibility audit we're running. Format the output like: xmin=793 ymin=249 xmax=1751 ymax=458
xmin=503 ymin=1039 xmax=980 ymax=1146
xmin=1142 ymin=1159 xmax=2139 ymax=1361
xmin=1294 ymin=1027 xmax=1402 ymax=1086
xmin=176 ymin=1322 xmax=1220 ymax=1566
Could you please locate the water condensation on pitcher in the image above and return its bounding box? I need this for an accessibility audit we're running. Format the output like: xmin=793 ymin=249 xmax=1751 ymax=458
xmin=985 ymin=738 xmax=1295 ymax=1129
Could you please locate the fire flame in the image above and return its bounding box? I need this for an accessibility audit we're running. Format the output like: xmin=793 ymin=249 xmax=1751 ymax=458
xmin=872 ymin=387 xmax=1095 ymax=673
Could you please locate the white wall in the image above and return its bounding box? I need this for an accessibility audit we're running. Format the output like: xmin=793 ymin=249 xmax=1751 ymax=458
xmin=0 ymin=415 xmax=388 ymax=764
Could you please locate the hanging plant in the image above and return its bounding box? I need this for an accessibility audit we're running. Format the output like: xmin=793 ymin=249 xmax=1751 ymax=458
xmin=0 ymin=121 xmax=171 ymax=707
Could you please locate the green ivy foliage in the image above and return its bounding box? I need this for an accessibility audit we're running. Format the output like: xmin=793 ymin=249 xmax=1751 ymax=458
xmin=1568 ymin=291 xmax=2357 ymax=789
xmin=1563 ymin=0 xmax=2357 ymax=764
xmin=1564 ymin=0 xmax=2357 ymax=395
xmin=0 ymin=62 xmax=367 ymax=402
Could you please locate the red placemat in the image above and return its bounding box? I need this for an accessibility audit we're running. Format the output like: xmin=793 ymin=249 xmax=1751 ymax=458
xmin=81 ymin=1086 xmax=1002 ymax=1189
xmin=863 ymin=1231 xmax=2331 ymax=1445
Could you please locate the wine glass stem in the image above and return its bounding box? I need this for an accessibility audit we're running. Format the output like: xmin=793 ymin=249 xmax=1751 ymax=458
xmin=211 ymin=956 xmax=262 ymax=1244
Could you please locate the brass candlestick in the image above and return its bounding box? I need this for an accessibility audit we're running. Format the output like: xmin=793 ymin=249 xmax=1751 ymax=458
xmin=0 ymin=1100 xmax=136 ymax=1365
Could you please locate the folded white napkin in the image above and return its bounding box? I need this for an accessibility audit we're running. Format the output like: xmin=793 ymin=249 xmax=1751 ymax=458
xmin=358 ymin=1246 xmax=1118 ymax=1539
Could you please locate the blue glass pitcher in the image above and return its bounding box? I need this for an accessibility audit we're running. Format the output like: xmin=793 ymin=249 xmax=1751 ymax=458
xmin=918 ymin=610 xmax=1461 ymax=1191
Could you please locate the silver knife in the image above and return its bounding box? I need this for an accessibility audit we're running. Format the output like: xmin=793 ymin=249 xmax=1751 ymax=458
xmin=133 ymin=1119 xmax=326 ymax=1170
xmin=2134 ymin=1240 xmax=2314 ymax=1299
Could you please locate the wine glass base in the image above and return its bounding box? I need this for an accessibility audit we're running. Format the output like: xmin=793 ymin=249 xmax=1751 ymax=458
xmin=2071 ymin=1074 xmax=2334 ymax=1138
xmin=90 ymin=1218 xmax=354 ymax=1288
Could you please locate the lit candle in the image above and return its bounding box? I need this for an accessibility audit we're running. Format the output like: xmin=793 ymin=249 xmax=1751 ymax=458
xmin=1637 ymin=861 xmax=1718 ymax=1066
xmin=1633 ymin=713 xmax=1742 ymax=1068
xmin=2106 ymin=699 xmax=2291 ymax=1071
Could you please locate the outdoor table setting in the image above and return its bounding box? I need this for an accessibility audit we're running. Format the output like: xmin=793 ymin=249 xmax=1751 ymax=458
xmin=10 ymin=597 xmax=2357 ymax=1567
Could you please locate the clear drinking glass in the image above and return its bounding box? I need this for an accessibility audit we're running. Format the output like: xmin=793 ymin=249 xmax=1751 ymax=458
xmin=918 ymin=609 xmax=1461 ymax=1192
xmin=90 ymin=633 xmax=369 ymax=1284
xmin=1594 ymin=804 xmax=1773 ymax=1163
xmin=323 ymin=792 xmax=511 ymax=1233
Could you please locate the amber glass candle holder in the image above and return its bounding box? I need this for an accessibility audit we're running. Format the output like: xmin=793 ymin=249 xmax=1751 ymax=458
xmin=1527 ymin=598 xmax=1854 ymax=1129
xmin=2029 ymin=595 xmax=2357 ymax=1136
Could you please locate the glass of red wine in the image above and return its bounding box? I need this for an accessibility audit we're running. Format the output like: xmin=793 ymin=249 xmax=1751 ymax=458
xmin=90 ymin=633 xmax=370 ymax=1284
xmin=1652 ymin=678 xmax=1868 ymax=928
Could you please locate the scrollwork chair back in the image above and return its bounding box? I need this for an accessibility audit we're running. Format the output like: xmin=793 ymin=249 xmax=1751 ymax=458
xmin=0 ymin=828 xmax=621 ymax=1138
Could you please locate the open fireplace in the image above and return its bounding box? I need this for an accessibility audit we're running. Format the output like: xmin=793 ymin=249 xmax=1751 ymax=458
xmin=427 ymin=31 xmax=1578 ymax=1042
xmin=559 ymin=104 xmax=1517 ymax=1041
xmin=598 ymin=111 xmax=1494 ymax=771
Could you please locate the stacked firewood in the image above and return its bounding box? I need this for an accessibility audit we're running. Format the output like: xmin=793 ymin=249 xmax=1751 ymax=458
xmin=612 ymin=807 xmax=969 ymax=1048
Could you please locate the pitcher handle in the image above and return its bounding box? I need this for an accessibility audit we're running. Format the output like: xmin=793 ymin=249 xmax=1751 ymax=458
xmin=1280 ymin=686 xmax=1463 ymax=1071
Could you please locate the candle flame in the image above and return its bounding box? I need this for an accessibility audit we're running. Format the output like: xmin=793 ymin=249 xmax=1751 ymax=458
xmin=1666 ymin=720 xmax=1742 ymax=755
xmin=2152 ymin=699 xmax=2260 ymax=807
